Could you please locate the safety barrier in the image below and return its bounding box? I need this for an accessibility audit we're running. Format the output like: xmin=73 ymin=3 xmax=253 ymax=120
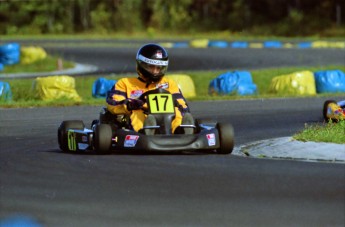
xmin=209 ymin=71 xmax=257 ymax=96
xmin=33 ymin=75 xmax=81 ymax=101
xmin=92 ymin=77 xmax=117 ymax=98
xmin=0 ymin=81 xmax=12 ymax=101
xmin=160 ymin=40 xmax=345 ymax=49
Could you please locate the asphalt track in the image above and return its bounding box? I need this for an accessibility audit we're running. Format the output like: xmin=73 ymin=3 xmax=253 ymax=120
xmin=0 ymin=40 xmax=344 ymax=227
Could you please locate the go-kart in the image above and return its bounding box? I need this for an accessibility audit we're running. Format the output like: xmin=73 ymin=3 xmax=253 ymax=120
xmin=58 ymin=88 xmax=235 ymax=154
xmin=323 ymin=100 xmax=345 ymax=122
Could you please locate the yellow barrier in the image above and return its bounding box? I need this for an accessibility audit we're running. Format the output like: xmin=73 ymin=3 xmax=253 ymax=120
xmin=189 ymin=39 xmax=209 ymax=48
xmin=249 ymin=43 xmax=263 ymax=48
xmin=34 ymin=75 xmax=81 ymax=101
xmin=20 ymin=46 xmax=47 ymax=64
xmin=166 ymin=74 xmax=196 ymax=98
xmin=312 ymin=41 xmax=345 ymax=49
xmin=269 ymin=71 xmax=316 ymax=95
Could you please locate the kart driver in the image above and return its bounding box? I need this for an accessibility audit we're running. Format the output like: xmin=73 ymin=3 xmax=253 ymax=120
xmin=106 ymin=43 xmax=193 ymax=135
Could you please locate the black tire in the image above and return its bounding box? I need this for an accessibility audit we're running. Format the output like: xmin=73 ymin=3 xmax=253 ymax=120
xmin=91 ymin=119 xmax=99 ymax=129
xmin=323 ymin=100 xmax=337 ymax=122
xmin=58 ymin=120 xmax=85 ymax=152
xmin=94 ymin=124 xmax=112 ymax=154
xmin=216 ymin=122 xmax=234 ymax=154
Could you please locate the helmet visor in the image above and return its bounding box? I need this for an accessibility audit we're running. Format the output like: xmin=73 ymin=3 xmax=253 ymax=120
xmin=137 ymin=54 xmax=168 ymax=76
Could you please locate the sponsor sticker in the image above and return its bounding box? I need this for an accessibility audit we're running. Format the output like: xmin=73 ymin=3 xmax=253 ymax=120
xmin=138 ymin=54 xmax=168 ymax=66
xmin=78 ymin=143 xmax=89 ymax=150
xmin=156 ymin=82 xmax=169 ymax=89
xmin=67 ymin=130 xmax=76 ymax=151
xmin=130 ymin=90 xmax=144 ymax=99
xmin=206 ymin=133 xmax=216 ymax=146
xmin=156 ymin=50 xmax=163 ymax=59
xmin=124 ymin=135 xmax=139 ymax=147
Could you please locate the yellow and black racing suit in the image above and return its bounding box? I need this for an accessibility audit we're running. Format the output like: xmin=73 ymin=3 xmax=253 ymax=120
xmin=106 ymin=77 xmax=190 ymax=133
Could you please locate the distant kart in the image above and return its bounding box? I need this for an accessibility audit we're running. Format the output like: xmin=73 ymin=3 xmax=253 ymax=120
xmin=58 ymin=88 xmax=235 ymax=154
xmin=323 ymin=100 xmax=345 ymax=122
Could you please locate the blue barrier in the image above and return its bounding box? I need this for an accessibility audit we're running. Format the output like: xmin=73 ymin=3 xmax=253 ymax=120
xmin=314 ymin=70 xmax=345 ymax=93
xmin=209 ymin=71 xmax=257 ymax=96
xmin=298 ymin=42 xmax=312 ymax=48
xmin=92 ymin=77 xmax=117 ymax=98
xmin=0 ymin=215 xmax=41 ymax=227
xmin=173 ymin=42 xmax=189 ymax=48
xmin=0 ymin=43 xmax=20 ymax=65
xmin=231 ymin=41 xmax=248 ymax=48
xmin=264 ymin=41 xmax=283 ymax=48
xmin=0 ymin=81 xmax=12 ymax=101
xmin=208 ymin=41 xmax=228 ymax=48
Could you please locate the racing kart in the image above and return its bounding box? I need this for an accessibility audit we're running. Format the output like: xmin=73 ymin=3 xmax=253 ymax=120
xmin=322 ymin=99 xmax=345 ymax=122
xmin=58 ymin=88 xmax=234 ymax=154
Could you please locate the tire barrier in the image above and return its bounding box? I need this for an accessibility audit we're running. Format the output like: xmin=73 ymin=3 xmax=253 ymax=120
xmin=264 ymin=41 xmax=283 ymax=48
xmin=166 ymin=74 xmax=196 ymax=98
xmin=314 ymin=70 xmax=345 ymax=93
xmin=269 ymin=71 xmax=316 ymax=95
xmin=161 ymin=40 xmax=345 ymax=49
xmin=20 ymin=46 xmax=47 ymax=65
xmin=208 ymin=41 xmax=228 ymax=48
xmin=0 ymin=81 xmax=12 ymax=101
xmin=92 ymin=77 xmax=117 ymax=98
xmin=0 ymin=43 xmax=20 ymax=65
xmin=209 ymin=71 xmax=257 ymax=96
xmin=33 ymin=75 xmax=81 ymax=101
xmin=189 ymin=39 xmax=209 ymax=48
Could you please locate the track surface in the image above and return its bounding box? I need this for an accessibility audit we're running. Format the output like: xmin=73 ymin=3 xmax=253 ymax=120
xmin=0 ymin=41 xmax=344 ymax=226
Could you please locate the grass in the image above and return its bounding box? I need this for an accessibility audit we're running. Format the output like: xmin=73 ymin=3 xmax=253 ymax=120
xmin=293 ymin=120 xmax=345 ymax=144
xmin=1 ymin=56 xmax=74 ymax=73
xmin=1 ymin=30 xmax=345 ymax=41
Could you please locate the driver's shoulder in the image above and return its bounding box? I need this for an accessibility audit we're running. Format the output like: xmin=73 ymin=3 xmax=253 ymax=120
xmin=162 ymin=77 xmax=178 ymax=85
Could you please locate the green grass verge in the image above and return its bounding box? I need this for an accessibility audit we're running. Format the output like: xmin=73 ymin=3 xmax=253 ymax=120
xmin=1 ymin=56 xmax=74 ymax=73
xmin=293 ymin=120 xmax=345 ymax=144
xmin=2 ymin=32 xmax=345 ymax=41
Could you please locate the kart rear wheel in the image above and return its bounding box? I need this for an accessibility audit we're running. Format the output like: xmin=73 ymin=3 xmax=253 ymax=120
xmin=216 ymin=123 xmax=234 ymax=154
xmin=58 ymin=120 xmax=85 ymax=152
xmin=323 ymin=100 xmax=337 ymax=122
xmin=94 ymin=124 xmax=112 ymax=154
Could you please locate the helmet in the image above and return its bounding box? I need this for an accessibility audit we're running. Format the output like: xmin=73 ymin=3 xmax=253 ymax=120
xmin=136 ymin=44 xmax=169 ymax=83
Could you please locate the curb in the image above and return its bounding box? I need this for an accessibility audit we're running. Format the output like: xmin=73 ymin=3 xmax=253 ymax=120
xmin=233 ymin=137 xmax=345 ymax=164
xmin=0 ymin=63 xmax=98 ymax=79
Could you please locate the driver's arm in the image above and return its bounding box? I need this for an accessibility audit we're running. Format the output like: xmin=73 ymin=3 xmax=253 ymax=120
xmin=106 ymin=79 xmax=131 ymax=115
xmin=167 ymin=79 xmax=190 ymax=114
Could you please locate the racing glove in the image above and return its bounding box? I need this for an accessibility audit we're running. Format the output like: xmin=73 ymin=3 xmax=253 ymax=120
xmin=126 ymin=98 xmax=144 ymax=111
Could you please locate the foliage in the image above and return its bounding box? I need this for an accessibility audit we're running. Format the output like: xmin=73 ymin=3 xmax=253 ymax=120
xmin=0 ymin=0 xmax=344 ymax=37
xmin=293 ymin=120 xmax=345 ymax=144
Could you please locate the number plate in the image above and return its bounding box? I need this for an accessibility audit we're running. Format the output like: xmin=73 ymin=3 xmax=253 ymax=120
xmin=147 ymin=94 xmax=175 ymax=114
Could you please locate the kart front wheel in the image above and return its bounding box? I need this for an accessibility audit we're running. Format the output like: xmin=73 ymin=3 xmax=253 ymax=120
xmin=323 ymin=100 xmax=337 ymax=122
xmin=94 ymin=124 xmax=112 ymax=154
xmin=216 ymin=123 xmax=234 ymax=154
xmin=58 ymin=120 xmax=85 ymax=152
